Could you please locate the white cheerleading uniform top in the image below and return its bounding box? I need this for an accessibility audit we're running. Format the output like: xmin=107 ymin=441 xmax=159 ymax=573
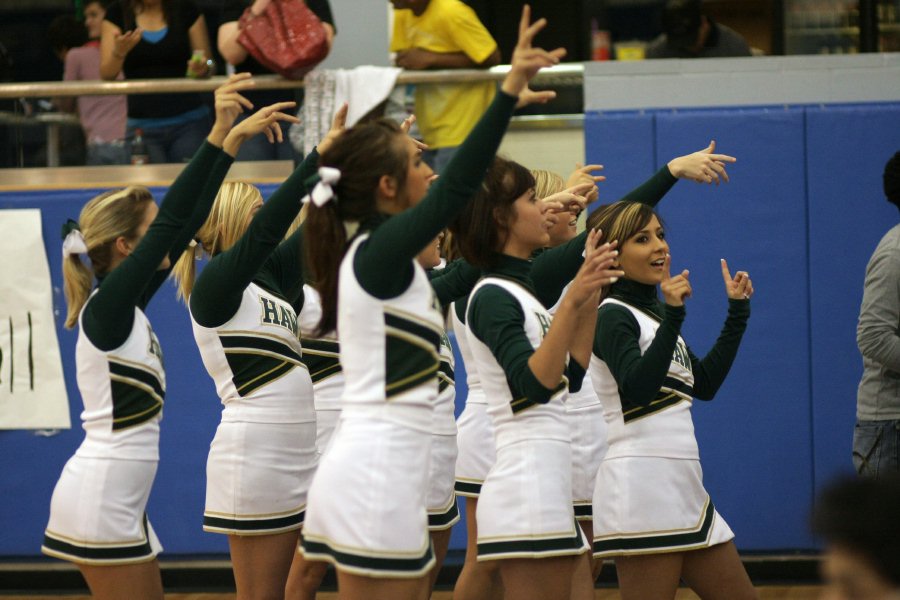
xmin=74 ymin=299 xmax=164 ymax=460
xmin=433 ymin=331 xmax=457 ymax=435
xmin=298 ymin=284 xmax=343 ymax=413
xmin=338 ymin=234 xmax=443 ymax=433
xmin=590 ymin=297 xmax=698 ymax=460
xmin=466 ymin=277 xmax=569 ymax=449
xmin=450 ymin=303 xmax=485 ymax=405
xmin=191 ymin=282 xmax=314 ymax=424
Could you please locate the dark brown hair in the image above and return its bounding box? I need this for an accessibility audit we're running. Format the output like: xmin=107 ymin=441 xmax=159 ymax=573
xmin=123 ymin=0 xmax=174 ymax=30
xmin=304 ymin=119 xmax=409 ymax=336
xmin=450 ymin=156 xmax=535 ymax=269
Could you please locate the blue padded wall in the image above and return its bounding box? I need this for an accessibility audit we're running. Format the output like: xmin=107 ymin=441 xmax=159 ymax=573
xmin=805 ymin=104 xmax=900 ymax=489
xmin=655 ymin=108 xmax=814 ymax=550
xmin=583 ymin=111 xmax=655 ymax=206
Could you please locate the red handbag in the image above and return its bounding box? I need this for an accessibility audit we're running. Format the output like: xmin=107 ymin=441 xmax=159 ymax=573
xmin=237 ymin=0 xmax=328 ymax=79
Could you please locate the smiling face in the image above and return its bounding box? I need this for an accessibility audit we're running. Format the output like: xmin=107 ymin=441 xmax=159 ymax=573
xmin=83 ymin=1 xmax=105 ymax=40
xmin=617 ymin=213 xmax=669 ymax=285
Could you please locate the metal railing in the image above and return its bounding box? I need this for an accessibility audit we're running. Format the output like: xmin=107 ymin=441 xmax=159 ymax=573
xmin=0 ymin=64 xmax=585 ymax=168
xmin=0 ymin=63 xmax=584 ymax=99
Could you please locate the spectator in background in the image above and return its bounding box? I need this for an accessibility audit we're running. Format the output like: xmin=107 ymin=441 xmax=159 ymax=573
xmin=854 ymin=151 xmax=900 ymax=478
xmin=389 ymin=0 xmax=500 ymax=173
xmin=100 ymin=0 xmax=215 ymax=163
xmin=217 ymin=0 xmax=336 ymax=162
xmin=48 ymin=2 xmax=129 ymax=166
xmin=812 ymin=476 xmax=900 ymax=600
xmin=645 ymin=0 xmax=752 ymax=59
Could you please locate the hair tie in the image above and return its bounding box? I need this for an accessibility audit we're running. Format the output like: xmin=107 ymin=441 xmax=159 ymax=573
xmin=61 ymin=219 xmax=88 ymax=258
xmin=301 ymin=167 xmax=341 ymax=207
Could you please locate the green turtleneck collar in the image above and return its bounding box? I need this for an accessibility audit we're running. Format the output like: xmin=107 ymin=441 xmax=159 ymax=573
xmin=485 ymin=253 xmax=536 ymax=294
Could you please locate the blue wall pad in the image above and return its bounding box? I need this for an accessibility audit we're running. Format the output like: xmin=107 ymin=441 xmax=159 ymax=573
xmin=805 ymin=104 xmax=900 ymax=492
xmin=655 ymin=108 xmax=815 ymax=550
xmin=584 ymin=111 xmax=656 ymax=206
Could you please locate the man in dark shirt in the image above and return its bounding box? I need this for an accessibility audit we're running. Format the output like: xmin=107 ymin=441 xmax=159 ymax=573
xmin=645 ymin=0 xmax=752 ymax=58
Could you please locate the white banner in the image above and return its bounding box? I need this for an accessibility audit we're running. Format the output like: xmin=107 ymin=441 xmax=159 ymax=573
xmin=0 ymin=209 xmax=71 ymax=429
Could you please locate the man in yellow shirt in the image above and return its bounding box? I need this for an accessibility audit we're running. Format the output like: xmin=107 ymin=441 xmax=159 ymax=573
xmin=390 ymin=0 xmax=501 ymax=172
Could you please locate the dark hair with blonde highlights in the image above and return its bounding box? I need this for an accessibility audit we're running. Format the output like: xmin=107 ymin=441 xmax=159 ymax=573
xmin=304 ymin=118 xmax=410 ymax=336
xmin=585 ymin=201 xmax=664 ymax=251
xmin=449 ymin=156 xmax=535 ymax=269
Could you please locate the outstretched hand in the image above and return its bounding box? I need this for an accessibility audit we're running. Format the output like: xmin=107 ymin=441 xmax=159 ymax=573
xmin=501 ymin=5 xmax=566 ymax=99
xmin=113 ymin=28 xmax=142 ymax=59
xmin=667 ymin=140 xmax=737 ymax=185
xmin=317 ymin=102 xmax=349 ymax=155
xmin=566 ymin=164 xmax=605 ymax=203
xmin=222 ymin=100 xmax=299 ymax=156
xmin=660 ymin=254 xmax=692 ymax=307
xmin=721 ymin=258 xmax=753 ymax=300
xmin=515 ymin=86 xmax=557 ymax=109
xmin=542 ymin=182 xmax=593 ymax=216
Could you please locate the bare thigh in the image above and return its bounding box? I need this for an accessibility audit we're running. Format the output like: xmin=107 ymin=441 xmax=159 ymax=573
xmin=680 ymin=541 xmax=758 ymax=600
xmin=499 ymin=556 xmax=578 ymax=600
xmin=78 ymin=559 xmax=163 ymax=600
xmin=337 ymin=570 xmax=427 ymax=600
xmin=614 ymin=553 xmax=683 ymax=600
xmin=229 ymin=530 xmax=300 ymax=600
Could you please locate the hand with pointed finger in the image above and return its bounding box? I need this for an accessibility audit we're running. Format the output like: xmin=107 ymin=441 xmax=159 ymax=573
xmin=566 ymin=164 xmax=605 ymax=202
xmin=502 ymin=5 xmax=567 ymax=98
xmin=721 ymin=258 xmax=753 ymax=301
xmin=211 ymin=73 xmax=256 ymax=128
xmin=660 ymin=254 xmax=692 ymax=307
xmin=223 ymin=101 xmax=300 ymax=156
xmin=318 ymin=102 xmax=349 ymax=155
xmin=667 ymin=140 xmax=737 ymax=185
xmin=542 ymin=185 xmax=589 ymax=216
xmin=515 ymin=86 xmax=557 ymax=109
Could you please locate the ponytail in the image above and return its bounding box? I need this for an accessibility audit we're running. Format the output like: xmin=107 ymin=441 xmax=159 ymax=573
xmin=169 ymin=180 xmax=262 ymax=303
xmin=304 ymin=118 xmax=409 ymax=336
xmin=61 ymin=186 xmax=155 ymax=329
xmin=62 ymin=254 xmax=94 ymax=329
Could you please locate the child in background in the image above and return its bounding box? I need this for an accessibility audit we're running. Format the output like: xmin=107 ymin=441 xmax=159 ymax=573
xmin=389 ymin=0 xmax=501 ymax=173
xmin=48 ymin=1 xmax=128 ymax=165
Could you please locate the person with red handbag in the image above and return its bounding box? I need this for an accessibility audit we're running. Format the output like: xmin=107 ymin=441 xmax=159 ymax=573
xmin=218 ymin=0 xmax=336 ymax=162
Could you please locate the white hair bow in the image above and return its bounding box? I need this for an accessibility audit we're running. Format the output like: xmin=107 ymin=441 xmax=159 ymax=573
xmin=62 ymin=229 xmax=88 ymax=258
xmin=301 ymin=166 xmax=342 ymax=207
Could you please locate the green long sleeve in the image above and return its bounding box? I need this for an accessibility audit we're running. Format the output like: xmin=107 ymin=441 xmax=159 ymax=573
xmin=190 ymin=149 xmax=320 ymax=328
xmin=83 ymin=141 xmax=232 ymax=351
xmin=353 ymin=91 xmax=518 ymax=300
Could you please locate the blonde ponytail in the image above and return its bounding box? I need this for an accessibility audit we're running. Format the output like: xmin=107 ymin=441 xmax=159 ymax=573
xmin=169 ymin=181 xmax=262 ymax=303
xmin=62 ymin=254 xmax=94 ymax=329
xmin=61 ymin=186 xmax=155 ymax=328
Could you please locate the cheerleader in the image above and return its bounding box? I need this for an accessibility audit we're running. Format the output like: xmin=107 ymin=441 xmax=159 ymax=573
xmin=587 ymin=200 xmax=755 ymax=600
xmin=450 ymin=142 xmax=735 ymax=600
xmin=449 ymin=155 xmax=621 ymax=600
xmin=170 ymin=105 xmax=348 ymax=600
xmin=299 ymin=8 xmax=563 ymax=599
xmin=43 ymin=74 xmax=289 ymax=600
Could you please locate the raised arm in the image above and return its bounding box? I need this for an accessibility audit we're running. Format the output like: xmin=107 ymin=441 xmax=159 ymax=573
xmin=357 ymin=6 xmax=565 ymax=299
xmin=691 ymin=259 xmax=752 ymax=400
